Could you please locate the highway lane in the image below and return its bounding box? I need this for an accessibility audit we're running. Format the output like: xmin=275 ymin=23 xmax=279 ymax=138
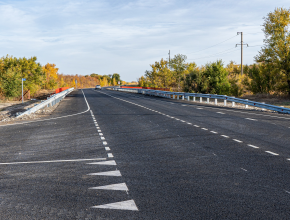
xmin=0 ymin=90 xmax=139 ymax=219
xmin=0 ymin=88 xmax=289 ymax=219
xmin=102 ymin=90 xmax=290 ymax=158
xmin=87 ymin=88 xmax=290 ymax=219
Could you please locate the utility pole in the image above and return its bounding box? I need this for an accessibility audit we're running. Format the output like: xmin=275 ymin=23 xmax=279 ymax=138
xmin=236 ymin=32 xmax=248 ymax=75
xmin=168 ymin=50 xmax=170 ymax=69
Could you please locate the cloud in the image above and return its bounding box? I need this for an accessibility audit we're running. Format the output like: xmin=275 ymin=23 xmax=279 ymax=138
xmin=0 ymin=0 xmax=288 ymax=81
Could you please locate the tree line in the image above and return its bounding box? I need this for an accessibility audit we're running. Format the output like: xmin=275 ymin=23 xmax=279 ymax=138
xmin=139 ymin=7 xmax=290 ymax=97
xmin=0 ymin=56 xmax=122 ymax=99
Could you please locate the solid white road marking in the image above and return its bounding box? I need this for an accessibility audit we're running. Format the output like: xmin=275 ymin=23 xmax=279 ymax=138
xmin=248 ymin=144 xmax=259 ymax=149
xmin=0 ymin=158 xmax=106 ymax=165
xmin=89 ymin=183 xmax=128 ymax=191
xmin=108 ymin=153 xmax=114 ymax=158
xmin=87 ymin=160 xmax=117 ymax=165
xmin=105 ymin=147 xmax=111 ymax=151
xmin=265 ymin=151 xmax=279 ymax=156
xmin=221 ymin=135 xmax=229 ymax=138
xmin=87 ymin=170 xmax=122 ymax=176
xmin=91 ymin=200 xmax=138 ymax=211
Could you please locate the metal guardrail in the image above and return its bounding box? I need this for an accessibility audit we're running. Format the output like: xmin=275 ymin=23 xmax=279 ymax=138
xmin=16 ymin=88 xmax=74 ymax=118
xmin=114 ymin=88 xmax=290 ymax=114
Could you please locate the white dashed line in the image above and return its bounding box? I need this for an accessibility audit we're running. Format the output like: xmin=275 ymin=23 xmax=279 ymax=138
xmin=221 ymin=135 xmax=229 ymax=138
xmin=99 ymin=133 xmax=103 ymax=136
xmin=187 ymin=123 xmax=192 ymax=125
xmin=194 ymin=125 xmax=200 ymax=127
xmin=103 ymin=141 xmax=108 ymax=145
xmin=217 ymin=112 xmax=225 ymax=114
xmin=101 ymin=137 xmax=105 ymax=140
xmin=233 ymin=139 xmax=243 ymax=143
xmin=245 ymin=118 xmax=257 ymax=121
xmin=210 ymin=131 xmax=218 ymax=134
xmin=105 ymin=147 xmax=111 ymax=151
xmin=265 ymin=151 xmax=279 ymax=156
xmin=241 ymin=168 xmax=247 ymax=172
xmin=201 ymin=128 xmax=208 ymax=130
xmin=108 ymin=153 xmax=114 ymax=158
xmin=248 ymin=144 xmax=259 ymax=149
xmin=97 ymin=130 xmax=102 ymax=132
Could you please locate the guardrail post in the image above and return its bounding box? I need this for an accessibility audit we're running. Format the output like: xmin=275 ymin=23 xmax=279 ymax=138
xmin=261 ymin=102 xmax=265 ymax=111
xmin=224 ymin=99 xmax=227 ymax=106
xmin=232 ymin=97 xmax=235 ymax=107
xmin=187 ymin=96 xmax=190 ymax=101
xmin=215 ymin=99 xmax=217 ymax=105
xmin=245 ymin=99 xmax=248 ymax=108
xmin=193 ymin=96 xmax=196 ymax=102
xmin=182 ymin=95 xmax=184 ymax=100
xmin=200 ymin=97 xmax=202 ymax=103
xmin=207 ymin=98 xmax=209 ymax=103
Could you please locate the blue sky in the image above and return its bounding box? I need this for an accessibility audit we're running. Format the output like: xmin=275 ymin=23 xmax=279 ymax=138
xmin=0 ymin=0 xmax=289 ymax=81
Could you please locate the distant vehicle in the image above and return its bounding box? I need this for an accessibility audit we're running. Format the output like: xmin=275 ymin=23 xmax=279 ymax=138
xmin=95 ymin=85 xmax=101 ymax=90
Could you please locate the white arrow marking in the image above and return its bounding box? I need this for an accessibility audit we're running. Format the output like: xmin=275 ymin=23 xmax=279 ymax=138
xmin=87 ymin=160 xmax=116 ymax=165
xmin=91 ymin=200 xmax=138 ymax=211
xmin=89 ymin=183 xmax=128 ymax=191
xmin=87 ymin=170 xmax=121 ymax=176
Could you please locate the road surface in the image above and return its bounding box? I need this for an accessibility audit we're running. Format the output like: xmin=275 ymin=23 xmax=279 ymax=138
xmin=0 ymin=88 xmax=289 ymax=219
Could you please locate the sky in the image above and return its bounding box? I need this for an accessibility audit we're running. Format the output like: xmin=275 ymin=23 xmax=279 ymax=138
xmin=0 ymin=0 xmax=289 ymax=82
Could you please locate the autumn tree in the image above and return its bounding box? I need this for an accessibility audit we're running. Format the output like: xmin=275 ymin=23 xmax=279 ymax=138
xmin=43 ymin=63 xmax=59 ymax=89
xmin=255 ymin=7 xmax=290 ymax=95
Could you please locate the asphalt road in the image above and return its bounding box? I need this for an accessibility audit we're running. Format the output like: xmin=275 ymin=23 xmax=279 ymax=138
xmin=0 ymin=88 xmax=290 ymax=219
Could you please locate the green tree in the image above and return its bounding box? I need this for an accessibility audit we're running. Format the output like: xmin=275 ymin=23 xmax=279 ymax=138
xmin=111 ymin=73 xmax=121 ymax=85
xmin=170 ymin=54 xmax=187 ymax=91
xmin=255 ymin=7 xmax=290 ymax=95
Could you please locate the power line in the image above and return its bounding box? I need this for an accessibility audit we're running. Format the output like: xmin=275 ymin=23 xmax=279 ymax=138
xmin=186 ymin=35 xmax=238 ymax=55
xmin=187 ymin=47 xmax=238 ymax=61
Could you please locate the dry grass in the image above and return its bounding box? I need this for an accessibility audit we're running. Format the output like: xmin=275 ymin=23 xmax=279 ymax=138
xmin=242 ymin=94 xmax=290 ymax=108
